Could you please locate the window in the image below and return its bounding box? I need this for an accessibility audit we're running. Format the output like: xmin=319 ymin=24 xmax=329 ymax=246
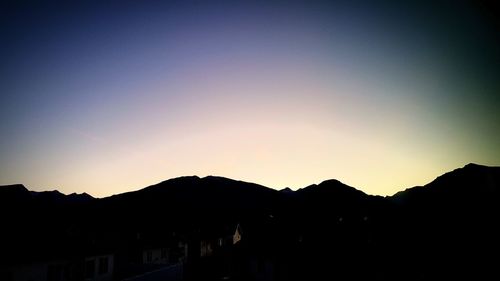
xmin=85 ymin=259 xmax=95 ymax=279
xmin=146 ymin=251 xmax=152 ymax=263
xmin=161 ymin=248 xmax=167 ymax=259
xmin=98 ymin=257 xmax=108 ymax=275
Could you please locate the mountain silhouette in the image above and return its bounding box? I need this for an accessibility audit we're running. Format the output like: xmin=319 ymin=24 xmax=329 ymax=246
xmin=393 ymin=163 xmax=500 ymax=204
xmin=94 ymin=175 xmax=282 ymax=232
xmin=0 ymin=184 xmax=31 ymax=203
xmin=0 ymin=184 xmax=94 ymax=206
xmin=386 ymin=163 xmax=500 ymax=280
xmin=0 ymin=163 xmax=498 ymax=281
xmin=105 ymin=175 xmax=279 ymax=211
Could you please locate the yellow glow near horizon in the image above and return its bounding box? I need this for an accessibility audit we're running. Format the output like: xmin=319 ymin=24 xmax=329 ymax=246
xmin=1 ymin=1 xmax=499 ymax=197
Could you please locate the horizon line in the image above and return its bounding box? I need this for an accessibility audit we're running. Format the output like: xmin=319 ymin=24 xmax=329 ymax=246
xmin=1 ymin=162 xmax=495 ymax=199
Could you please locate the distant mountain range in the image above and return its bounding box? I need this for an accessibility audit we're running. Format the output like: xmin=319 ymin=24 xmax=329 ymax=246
xmin=0 ymin=184 xmax=94 ymax=203
xmin=1 ymin=163 xmax=499 ymax=281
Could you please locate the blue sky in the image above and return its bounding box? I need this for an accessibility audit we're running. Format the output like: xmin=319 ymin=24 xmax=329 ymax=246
xmin=1 ymin=0 xmax=499 ymax=197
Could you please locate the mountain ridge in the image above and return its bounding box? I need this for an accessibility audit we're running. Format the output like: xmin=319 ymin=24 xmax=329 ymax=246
xmin=391 ymin=163 xmax=500 ymax=202
xmin=1 ymin=163 xmax=498 ymax=199
xmin=1 ymin=163 xmax=499 ymax=280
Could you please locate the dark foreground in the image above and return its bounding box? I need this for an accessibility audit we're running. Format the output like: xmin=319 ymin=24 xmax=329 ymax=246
xmin=1 ymin=163 xmax=499 ymax=281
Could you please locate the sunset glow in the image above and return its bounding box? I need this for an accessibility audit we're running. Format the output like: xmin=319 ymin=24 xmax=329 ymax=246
xmin=1 ymin=1 xmax=499 ymax=197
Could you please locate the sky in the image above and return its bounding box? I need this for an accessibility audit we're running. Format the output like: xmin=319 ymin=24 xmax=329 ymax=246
xmin=1 ymin=0 xmax=499 ymax=197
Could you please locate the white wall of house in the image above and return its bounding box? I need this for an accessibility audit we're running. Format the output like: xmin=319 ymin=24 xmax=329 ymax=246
xmin=84 ymin=254 xmax=114 ymax=281
xmin=179 ymin=242 xmax=188 ymax=262
xmin=142 ymin=248 xmax=168 ymax=265
xmin=2 ymin=260 xmax=69 ymax=281
xmin=200 ymin=240 xmax=213 ymax=257
xmin=11 ymin=263 xmax=47 ymax=281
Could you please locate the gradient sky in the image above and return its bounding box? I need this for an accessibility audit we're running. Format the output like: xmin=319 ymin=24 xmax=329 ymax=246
xmin=1 ymin=0 xmax=499 ymax=197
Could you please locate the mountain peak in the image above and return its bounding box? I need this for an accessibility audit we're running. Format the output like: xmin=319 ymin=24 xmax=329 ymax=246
xmin=67 ymin=192 xmax=95 ymax=201
xmin=463 ymin=163 xmax=488 ymax=169
xmin=319 ymin=179 xmax=347 ymax=186
xmin=299 ymin=178 xmax=367 ymax=198
xmin=0 ymin=184 xmax=28 ymax=192
xmin=391 ymin=163 xmax=500 ymax=202
xmin=0 ymin=184 xmax=30 ymax=200
xmin=202 ymin=175 xmax=235 ymax=181
xmin=148 ymin=175 xmax=201 ymax=188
